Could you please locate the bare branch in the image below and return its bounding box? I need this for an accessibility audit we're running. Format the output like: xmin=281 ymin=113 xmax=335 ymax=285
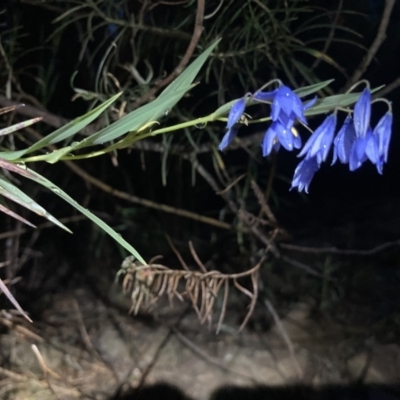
xmin=343 ymin=0 xmax=396 ymax=91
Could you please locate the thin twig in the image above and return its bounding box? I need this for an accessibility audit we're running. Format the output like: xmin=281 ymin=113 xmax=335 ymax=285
xmin=188 ymin=241 xmax=207 ymax=273
xmin=216 ymin=173 xmax=247 ymax=195
xmin=0 ymin=314 xmax=43 ymax=342
xmin=280 ymin=239 xmax=400 ymax=255
xmin=165 ymin=235 xmax=190 ymax=271
xmin=65 ymin=159 xmax=232 ymax=230
xmin=251 ymin=179 xmax=278 ymax=226
xmin=343 ymin=0 xmax=396 ymax=91
xmin=264 ymin=298 xmax=303 ymax=379
xmin=311 ymin=0 xmax=343 ymax=71
xmin=375 ymin=76 xmax=400 ymax=98
xmin=281 ymin=255 xmax=327 ymax=279
xmin=130 ymin=0 xmax=205 ymax=109
xmin=31 ymin=344 xmax=61 ymax=380
xmin=172 ymin=328 xmax=255 ymax=381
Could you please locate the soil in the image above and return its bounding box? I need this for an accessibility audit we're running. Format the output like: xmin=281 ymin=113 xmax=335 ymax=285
xmin=0 ymin=277 xmax=399 ymax=400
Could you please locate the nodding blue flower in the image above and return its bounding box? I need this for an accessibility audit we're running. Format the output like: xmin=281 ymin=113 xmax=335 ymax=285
xmin=291 ymin=156 xmax=320 ymax=193
xmin=271 ymin=85 xmax=307 ymax=129
xmin=298 ymin=114 xmax=336 ymax=164
xmin=375 ymin=112 xmax=393 ymax=163
xmin=332 ymin=115 xmax=356 ymax=165
xmin=219 ymin=97 xmax=247 ymax=151
xmin=348 ymin=110 xmax=393 ymax=173
xmin=353 ymin=88 xmax=371 ymax=138
xmin=262 ymin=121 xmax=301 ymax=157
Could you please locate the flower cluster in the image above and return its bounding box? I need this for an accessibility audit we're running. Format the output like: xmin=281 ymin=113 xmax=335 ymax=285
xmin=219 ymin=83 xmax=392 ymax=193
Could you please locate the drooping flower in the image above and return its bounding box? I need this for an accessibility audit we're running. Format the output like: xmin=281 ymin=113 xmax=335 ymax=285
xmin=291 ymin=156 xmax=320 ymax=193
xmin=262 ymin=121 xmax=301 ymax=157
xmin=298 ymin=114 xmax=337 ymax=163
xmin=375 ymin=112 xmax=393 ymax=163
xmin=347 ymin=110 xmax=392 ymax=173
xmin=332 ymin=115 xmax=356 ymax=165
xmin=353 ymin=87 xmax=371 ymax=138
xmin=357 ymin=111 xmax=393 ymax=174
xmin=270 ymin=85 xmax=307 ymax=129
xmin=349 ymin=128 xmax=382 ymax=171
xmin=218 ymin=126 xmax=239 ymax=152
xmin=219 ymin=97 xmax=247 ymax=151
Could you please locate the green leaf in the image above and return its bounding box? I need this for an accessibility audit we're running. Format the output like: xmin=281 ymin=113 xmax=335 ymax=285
xmin=0 ymin=93 xmax=121 ymax=161
xmin=89 ymin=39 xmax=221 ymax=146
xmin=306 ymin=86 xmax=384 ymax=116
xmin=158 ymin=39 xmax=221 ymax=100
xmin=294 ymin=80 xmax=334 ymax=98
xmin=90 ymin=86 xmax=193 ymax=145
xmin=0 ymin=174 xmax=71 ymax=232
xmin=22 ymin=168 xmax=146 ymax=264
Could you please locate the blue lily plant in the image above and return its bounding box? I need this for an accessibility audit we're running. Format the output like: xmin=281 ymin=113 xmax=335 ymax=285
xmin=219 ymin=81 xmax=393 ymax=193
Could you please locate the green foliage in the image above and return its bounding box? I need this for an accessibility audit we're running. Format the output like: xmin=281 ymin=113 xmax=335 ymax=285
xmin=0 ymin=41 xmax=220 ymax=262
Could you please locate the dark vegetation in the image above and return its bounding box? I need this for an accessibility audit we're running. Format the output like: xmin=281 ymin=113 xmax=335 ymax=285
xmin=0 ymin=0 xmax=400 ymax=398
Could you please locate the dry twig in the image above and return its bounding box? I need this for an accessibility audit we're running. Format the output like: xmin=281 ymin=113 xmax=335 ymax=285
xmin=117 ymin=254 xmax=264 ymax=332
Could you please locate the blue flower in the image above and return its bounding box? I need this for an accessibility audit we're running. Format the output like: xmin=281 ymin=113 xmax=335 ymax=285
xmin=332 ymin=115 xmax=356 ymax=164
xmin=262 ymin=121 xmax=301 ymax=157
xmin=270 ymin=85 xmax=307 ymax=129
xmin=376 ymin=112 xmax=393 ymax=163
xmin=298 ymin=114 xmax=336 ymax=163
xmin=291 ymin=156 xmax=320 ymax=193
xmin=347 ymin=110 xmax=392 ymax=173
xmin=367 ymin=112 xmax=393 ymax=174
xmin=219 ymin=97 xmax=247 ymax=151
xmin=353 ymin=88 xmax=371 ymax=138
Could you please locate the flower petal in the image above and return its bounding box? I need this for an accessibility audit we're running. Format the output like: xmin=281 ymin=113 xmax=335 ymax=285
xmin=253 ymin=89 xmax=277 ymax=102
xmin=353 ymin=88 xmax=371 ymax=138
xmin=298 ymin=114 xmax=336 ymax=162
xmin=365 ymin=130 xmax=379 ymax=164
xmin=349 ymin=137 xmax=368 ymax=171
xmin=275 ymin=122 xmax=294 ymax=151
xmin=332 ymin=116 xmax=356 ymax=164
xmin=272 ymin=85 xmax=306 ymax=125
xmin=219 ymin=126 xmax=239 ymax=151
xmin=303 ymin=96 xmax=318 ymax=111
xmin=262 ymin=123 xmax=278 ymax=157
xmin=291 ymin=157 xmax=320 ymax=193
xmin=227 ymin=98 xmax=246 ymax=129
xmin=374 ymin=112 xmax=393 ymax=163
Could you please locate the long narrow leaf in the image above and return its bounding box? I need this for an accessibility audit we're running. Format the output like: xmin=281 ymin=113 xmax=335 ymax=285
xmin=0 ymin=278 xmax=32 ymax=322
xmin=0 ymin=174 xmax=71 ymax=232
xmin=22 ymin=168 xmax=146 ymax=264
xmin=306 ymin=87 xmax=384 ymax=116
xmin=0 ymin=93 xmax=121 ymax=161
xmin=0 ymin=203 xmax=36 ymax=227
xmin=0 ymin=117 xmax=42 ymax=137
